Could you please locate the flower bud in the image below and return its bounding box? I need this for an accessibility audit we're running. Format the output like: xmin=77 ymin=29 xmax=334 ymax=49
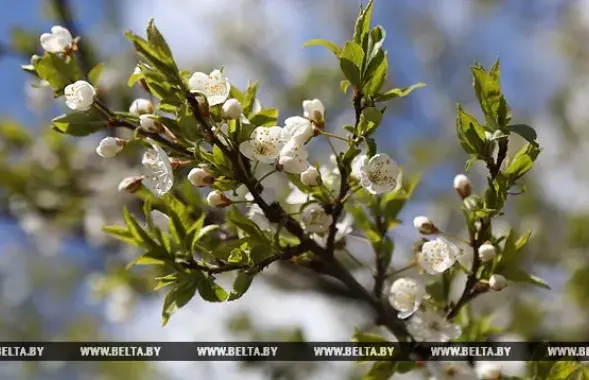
xmin=117 ymin=176 xmax=144 ymax=193
xmin=413 ymin=216 xmax=439 ymax=234
xmin=129 ymin=98 xmax=154 ymax=116
xmin=453 ymin=174 xmax=472 ymax=199
xmin=96 ymin=137 xmax=126 ymax=158
xmin=489 ymin=274 xmax=507 ymax=291
xmin=188 ymin=168 xmax=215 ymax=187
xmin=207 ymin=190 xmax=232 ymax=208
xmin=300 ymin=166 xmax=321 ymax=186
xmin=222 ymin=99 xmax=242 ymax=120
xmin=478 ymin=242 xmax=496 ymax=262
xmin=64 ymin=80 xmax=95 ymax=111
xmin=139 ymin=114 xmax=163 ymax=133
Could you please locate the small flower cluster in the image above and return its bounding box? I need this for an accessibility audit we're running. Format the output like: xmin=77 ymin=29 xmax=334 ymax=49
xmin=388 ymin=173 xmax=512 ymax=342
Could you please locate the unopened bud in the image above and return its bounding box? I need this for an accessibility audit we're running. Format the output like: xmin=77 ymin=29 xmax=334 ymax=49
xmin=188 ymin=168 xmax=215 ymax=187
xmin=207 ymin=190 xmax=232 ymax=208
xmin=139 ymin=114 xmax=163 ymax=133
xmin=478 ymin=242 xmax=496 ymax=262
xmin=117 ymin=176 xmax=144 ymax=193
xmin=413 ymin=216 xmax=439 ymax=234
xmin=489 ymin=274 xmax=507 ymax=291
xmin=96 ymin=137 xmax=126 ymax=158
xmin=222 ymin=99 xmax=242 ymax=120
xmin=453 ymin=174 xmax=472 ymax=199
xmin=129 ymin=98 xmax=154 ymax=116
xmin=300 ymin=166 xmax=321 ymax=187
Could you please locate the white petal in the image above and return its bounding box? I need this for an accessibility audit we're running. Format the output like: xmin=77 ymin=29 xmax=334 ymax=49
xmin=51 ymin=26 xmax=72 ymax=41
xmin=239 ymin=141 xmax=255 ymax=160
xmin=188 ymin=72 xmax=208 ymax=92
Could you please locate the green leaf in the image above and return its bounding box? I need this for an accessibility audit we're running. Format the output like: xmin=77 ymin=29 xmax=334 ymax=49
xmin=341 ymin=80 xmax=351 ymax=94
xmin=227 ymin=206 xmax=269 ymax=243
xmin=88 ymin=63 xmax=104 ymax=85
xmin=363 ymin=50 xmax=387 ymax=96
xmin=340 ymin=41 xmax=365 ymax=85
xmin=504 ymin=143 xmax=541 ymax=183
xmin=546 ymin=362 xmax=589 ymax=380
xmin=302 ymin=39 xmax=341 ymax=57
xmin=33 ymin=53 xmax=83 ymax=93
xmin=358 ymin=107 xmax=382 ymax=136
xmin=228 ymin=270 xmax=256 ymax=301
xmin=483 ymin=176 xmax=507 ymax=214
xmin=123 ymin=207 xmax=159 ymax=250
xmin=162 ymin=280 xmax=198 ymax=326
xmin=374 ymin=82 xmax=426 ymax=102
xmin=241 ymin=82 xmax=258 ymax=117
xmin=456 ymin=104 xmax=487 ymax=157
xmin=470 ymin=59 xmax=509 ymax=131
xmin=146 ymin=19 xmax=175 ymax=67
xmin=354 ymin=0 xmax=374 ymax=46
xmin=51 ymin=109 xmax=106 ymax=137
xmin=249 ymin=108 xmax=279 ymax=127
xmin=352 ymin=328 xmax=388 ymax=343
xmin=509 ymin=123 xmax=537 ymax=144
xmin=101 ymin=225 xmax=139 ymax=246
xmin=364 ymin=361 xmax=396 ymax=380
xmin=196 ymin=274 xmax=229 ymax=302
xmin=500 ymin=267 xmax=551 ymax=289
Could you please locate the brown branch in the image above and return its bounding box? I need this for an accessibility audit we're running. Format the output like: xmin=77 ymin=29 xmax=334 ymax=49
xmin=189 ymin=242 xmax=312 ymax=274
xmin=325 ymin=87 xmax=363 ymax=253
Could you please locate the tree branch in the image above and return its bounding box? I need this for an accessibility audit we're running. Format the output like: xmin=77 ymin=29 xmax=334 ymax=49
xmin=447 ymin=138 xmax=508 ymax=320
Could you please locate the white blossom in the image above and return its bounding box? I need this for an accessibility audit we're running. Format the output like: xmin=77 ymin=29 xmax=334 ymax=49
xmin=40 ymin=26 xmax=73 ymax=53
xmin=283 ymin=116 xmax=314 ymax=144
xmin=418 ymin=237 xmax=462 ymax=274
xmin=300 ymin=166 xmax=321 ymax=186
xmin=453 ymin=174 xmax=472 ymax=198
xmin=388 ymin=278 xmax=429 ymax=319
xmin=188 ymin=69 xmax=230 ymax=106
xmin=358 ymin=153 xmax=399 ymax=194
xmin=427 ymin=361 xmax=477 ymax=380
xmin=312 ymin=213 xmax=354 ymax=248
xmin=489 ymin=274 xmax=507 ymax=291
xmin=474 ymin=362 xmax=502 ymax=380
xmin=247 ymin=204 xmax=271 ymax=231
xmin=139 ymin=114 xmax=161 ymax=133
xmin=117 ymin=176 xmax=143 ymax=193
xmin=207 ymin=190 xmax=232 ymax=208
xmin=222 ymin=99 xmax=242 ymax=120
xmin=301 ymin=204 xmax=331 ymax=234
xmin=96 ymin=137 xmax=125 ymax=158
xmin=350 ymin=154 xmax=365 ymax=179
xmin=188 ymin=168 xmax=214 ymax=187
xmin=407 ymin=309 xmax=462 ymax=342
xmin=278 ymin=140 xmax=310 ymax=174
xmin=478 ymin=243 xmax=496 ymax=262
xmin=285 ymin=182 xmax=309 ymax=205
xmin=129 ymin=98 xmax=154 ymax=115
xmin=302 ymin=98 xmax=325 ymax=124
xmin=239 ymin=126 xmax=287 ymax=163
xmin=64 ymin=81 xmax=95 ymax=111
xmin=413 ymin=216 xmax=439 ymax=234
xmin=142 ymin=139 xmax=174 ymax=197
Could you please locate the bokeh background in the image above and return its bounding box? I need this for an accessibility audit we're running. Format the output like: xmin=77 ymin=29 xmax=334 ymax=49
xmin=0 ymin=0 xmax=588 ymax=379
